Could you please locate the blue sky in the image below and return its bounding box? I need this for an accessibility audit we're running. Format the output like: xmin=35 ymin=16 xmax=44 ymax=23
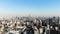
xmin=0 ymin=0 xmax=60 ymax=17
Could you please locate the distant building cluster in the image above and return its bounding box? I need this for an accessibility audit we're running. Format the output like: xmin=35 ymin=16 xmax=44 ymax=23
xmin=0 ymin=16 xmax=60 ymax=34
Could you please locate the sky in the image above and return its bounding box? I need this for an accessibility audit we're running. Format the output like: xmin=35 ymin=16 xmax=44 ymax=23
xmin=0 ymin=0 xmax=60 ymax=17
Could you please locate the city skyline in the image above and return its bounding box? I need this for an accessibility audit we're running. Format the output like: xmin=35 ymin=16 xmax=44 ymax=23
xmin=0 ymin=0 xmax=60 ymax=17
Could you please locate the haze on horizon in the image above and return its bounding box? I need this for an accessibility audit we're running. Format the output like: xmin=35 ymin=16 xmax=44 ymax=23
xmin=0 ymin=0 xmax=60 ymax=17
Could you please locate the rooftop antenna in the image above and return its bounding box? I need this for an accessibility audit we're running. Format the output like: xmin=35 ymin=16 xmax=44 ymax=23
xmin=28 ymin=14 xmax=32 ymax=18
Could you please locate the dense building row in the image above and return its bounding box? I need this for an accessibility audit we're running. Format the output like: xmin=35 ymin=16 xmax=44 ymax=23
xmin=0 ymin=16 xmax=60 ymax=34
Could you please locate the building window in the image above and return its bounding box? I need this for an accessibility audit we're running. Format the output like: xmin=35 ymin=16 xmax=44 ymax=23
xmin=9 ymin=33 xmax=13 ymax=34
